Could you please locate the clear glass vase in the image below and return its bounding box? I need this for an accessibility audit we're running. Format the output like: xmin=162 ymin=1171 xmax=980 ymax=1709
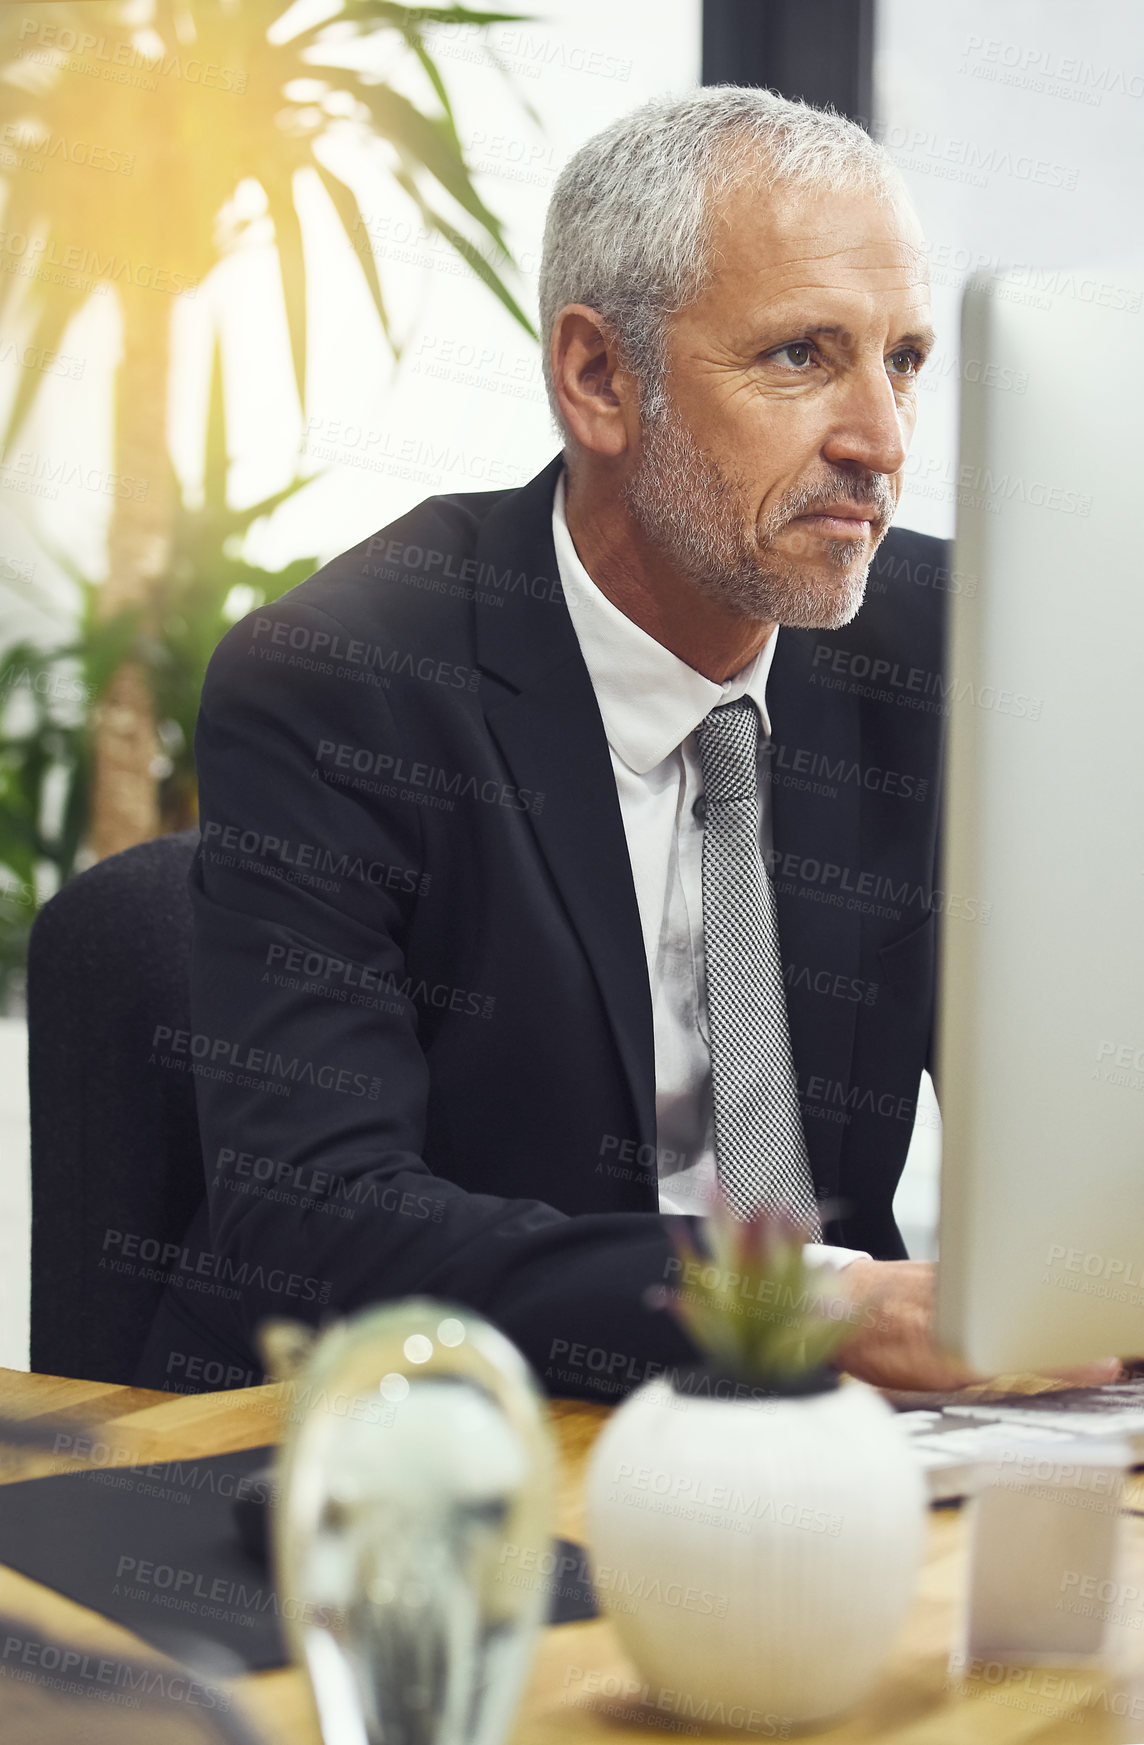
xmin=272 ymin=1300 xmax=556 ymax=1745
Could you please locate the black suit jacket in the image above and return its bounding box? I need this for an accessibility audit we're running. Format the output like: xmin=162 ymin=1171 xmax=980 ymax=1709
xmin=136 ymin=453 xmax=949 ymax=1401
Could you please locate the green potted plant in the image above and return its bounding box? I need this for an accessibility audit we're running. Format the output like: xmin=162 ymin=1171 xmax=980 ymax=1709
xmin=584 ymin=1195 xmax=927 ymax=1730
xmin=0 ymin=0 xmax=537 ymax=858
xmin=0 ymin=339 xmax=318 ymax=1008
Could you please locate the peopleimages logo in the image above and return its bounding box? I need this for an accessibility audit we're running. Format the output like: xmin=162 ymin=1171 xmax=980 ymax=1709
xmin=811 ymin=645 xmax=1043 ymax=721
xmin=315 ymin=739 xmax=545 ymax=816
xmin=0 ymin=1630 xmax=231 ymax=1714
xmin=200 ymin=819 xmax=430 ymax=896
xmin=100 ymin=1227 xmax=331 ymax=1306
xmin=0 ymin=230 xmax=196 ymax=296
xmin=149 ymin=1024 xmax=383 ymax=1100
xmin=763 ymin=740 xmax=928 ymax=802
xmin=249 ymin=614 xmax=480 ymax=691
xmin=0 ymin=122 xmax=134 ymax=174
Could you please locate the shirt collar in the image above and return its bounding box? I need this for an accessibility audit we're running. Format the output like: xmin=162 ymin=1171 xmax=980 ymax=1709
xmin=551 ymin=465 xmax=779 ymax=775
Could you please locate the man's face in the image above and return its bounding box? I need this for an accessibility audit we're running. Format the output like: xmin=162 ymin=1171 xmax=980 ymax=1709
xmin=621 ymin=177 xmax=933 ymax=629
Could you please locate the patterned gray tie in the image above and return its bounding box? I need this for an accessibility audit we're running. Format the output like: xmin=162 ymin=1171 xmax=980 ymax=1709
xmin=696 ymin=697 xmax=823 ymax=1235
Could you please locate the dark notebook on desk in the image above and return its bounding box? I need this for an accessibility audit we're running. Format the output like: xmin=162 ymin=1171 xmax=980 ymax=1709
xmin=0 ymin=1444 xmax=597 ymax=1672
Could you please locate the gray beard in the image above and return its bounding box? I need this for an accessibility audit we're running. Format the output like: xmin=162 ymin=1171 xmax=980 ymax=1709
xmin=620 ymin=400 xmax=893 ymax=630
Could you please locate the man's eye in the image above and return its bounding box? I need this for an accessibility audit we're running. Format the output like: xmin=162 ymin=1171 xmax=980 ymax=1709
xmin=888 ymin=349 xmax=920 ymax=376
xmin=770 ymin=341 xmax=816 ymax=369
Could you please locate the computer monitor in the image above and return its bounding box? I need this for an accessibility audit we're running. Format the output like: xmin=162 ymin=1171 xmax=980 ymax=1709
xmin=935 ymin=266 xmax=1144 ymax=1374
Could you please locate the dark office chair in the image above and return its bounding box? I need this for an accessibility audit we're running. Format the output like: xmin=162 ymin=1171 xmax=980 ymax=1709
xmin=28 ymin=829 xmax=204 ymax=1385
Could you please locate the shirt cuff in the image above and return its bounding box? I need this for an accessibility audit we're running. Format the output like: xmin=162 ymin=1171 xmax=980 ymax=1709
xmin=803 ymin=1242 xmax=871 ymax=1270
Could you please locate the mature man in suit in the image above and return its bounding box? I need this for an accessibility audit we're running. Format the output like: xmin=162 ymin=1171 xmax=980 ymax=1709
xmin=135 ymin=86 xmax=1020 ymax=1401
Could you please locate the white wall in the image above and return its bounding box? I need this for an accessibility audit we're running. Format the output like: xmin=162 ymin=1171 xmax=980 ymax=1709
xmin=0 ymin=1019 xmax=29 ymax=1369
xmin=874 ymin=0 xmax=1144 ymax=538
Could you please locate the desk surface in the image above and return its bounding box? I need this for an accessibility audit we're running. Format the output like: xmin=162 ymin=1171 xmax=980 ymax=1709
xmin=1 ymin=1367 xmax=1142 ymax=1743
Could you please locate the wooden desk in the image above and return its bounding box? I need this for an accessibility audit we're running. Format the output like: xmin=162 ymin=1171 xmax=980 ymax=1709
xmin=1 ymin=1366 xmax=1142 ymax=1743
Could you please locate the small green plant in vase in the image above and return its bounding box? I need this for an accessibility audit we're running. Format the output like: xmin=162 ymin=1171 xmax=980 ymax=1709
xmin=587 ymin=1187 xmax=927 ymax=1729
xmin=665 ymin=1191 xmax=860 ymax=1393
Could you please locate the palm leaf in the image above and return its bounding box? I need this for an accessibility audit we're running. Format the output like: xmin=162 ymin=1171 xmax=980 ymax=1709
xmin=350 ymin=80 xmax=510 ymax=248
xmin=202 ymin=328 xmax=228 ymax=515
xmin=400 ymin=31 xmax=460 ymax=133
xmin=360 ymin=3 xmax=538 ymax=22
xmin=259 ymin=163 xmax=309 ymax=415
xmin=312 ymin=162 xmax=397 ymax=355
xmin=296 ymin=3 xmax=537 ymax=42
xmin=0 ymin=0 xmax=541 ymax=891
xmin=0 ymin=248 xmax=90 ymax=459
xmin=392 ymin=164 xmax=536 ymax=337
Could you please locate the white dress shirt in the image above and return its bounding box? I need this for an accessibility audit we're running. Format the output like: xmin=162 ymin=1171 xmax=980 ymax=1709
xmin=550 ymin=467 xmax=867 ymax=1270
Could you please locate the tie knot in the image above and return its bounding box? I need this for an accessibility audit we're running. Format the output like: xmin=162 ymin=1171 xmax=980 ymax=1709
xmin=695 ymin=697 xmax=759 ymax=807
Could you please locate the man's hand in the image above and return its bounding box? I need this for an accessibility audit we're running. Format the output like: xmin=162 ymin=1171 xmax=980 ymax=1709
xmin=835 ymin=1259 xmax=1122 ymax=1392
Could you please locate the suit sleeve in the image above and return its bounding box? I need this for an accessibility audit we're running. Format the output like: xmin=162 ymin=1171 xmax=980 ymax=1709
xmin=188 ymin=599 xmax=697 ymax=1400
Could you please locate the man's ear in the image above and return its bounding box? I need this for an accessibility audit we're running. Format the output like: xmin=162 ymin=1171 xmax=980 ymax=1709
xmin=550 ymin=304 xmax=639 ymax=459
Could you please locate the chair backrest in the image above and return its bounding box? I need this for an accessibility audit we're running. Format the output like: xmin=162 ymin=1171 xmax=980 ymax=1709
xmin=28 ymin=829 xmax=204 ymax=1384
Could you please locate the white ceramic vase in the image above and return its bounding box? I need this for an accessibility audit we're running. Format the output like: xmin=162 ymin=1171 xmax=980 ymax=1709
xmin=584 ymin=1374 xmax=926 ymax=1730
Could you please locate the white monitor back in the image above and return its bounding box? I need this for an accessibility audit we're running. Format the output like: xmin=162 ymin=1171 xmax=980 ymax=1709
xmin=935 ymin=269 xmax=1144 ymax=1374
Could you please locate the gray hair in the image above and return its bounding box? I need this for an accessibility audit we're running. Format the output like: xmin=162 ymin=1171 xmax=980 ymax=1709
xmin=538 ymin=85 xmax=908 ymax=439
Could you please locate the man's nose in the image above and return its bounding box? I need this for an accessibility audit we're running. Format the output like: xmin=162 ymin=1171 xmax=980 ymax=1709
xmin=821 ymin=366 xmax=910 ymax=480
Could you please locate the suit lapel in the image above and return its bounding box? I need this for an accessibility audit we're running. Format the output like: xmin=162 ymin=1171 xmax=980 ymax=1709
xmin=473 ymin=457 xmax=657 ymax=1156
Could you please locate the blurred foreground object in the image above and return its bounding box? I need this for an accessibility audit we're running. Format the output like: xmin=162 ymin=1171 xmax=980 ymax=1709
xmin=257 ymin=1316 xmax=319 ymax=1385
xmin=961 ymin=1437 xmax=1135 ymax=1668
xmin=0 ymin=1610 xmax=265 ymax=1745
xmin=587 ymin=1202 xmax=927 ymax=1730
xmin=661 ymin=1192 xmax=856 ymax=1384
xmin=273 ymin=1300 xmax=556 ymax=1745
